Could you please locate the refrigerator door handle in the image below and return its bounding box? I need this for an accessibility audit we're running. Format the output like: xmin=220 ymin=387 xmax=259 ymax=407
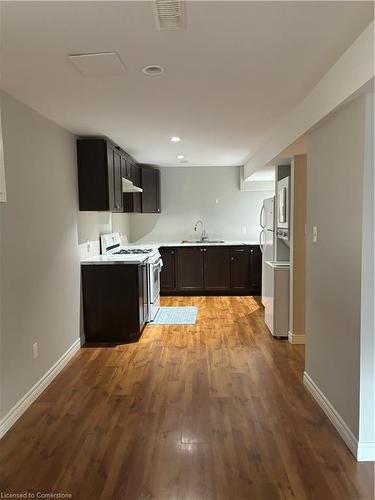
xmin=259 ymin=229 xmax=265 ymax=253
xmin=260 ymin=204 xmax=265 ymax=229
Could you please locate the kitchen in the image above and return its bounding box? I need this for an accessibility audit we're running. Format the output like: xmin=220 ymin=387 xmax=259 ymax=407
xmin=0 ymin=2 xmax=374 ymax=498
xmin=78 ymin=136 xmax=266 ymax=343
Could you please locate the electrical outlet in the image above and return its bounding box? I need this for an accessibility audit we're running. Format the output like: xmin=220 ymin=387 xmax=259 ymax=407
xmin=86 ymin=240 xmax=91 ymax=253
xmin=32 ymin=342 xmax=38 ymax=359
xmin=215 ymin=199 xmax=219 ymax=205
xmin=241 ymin=227 xmax=247 ymax=235
xmin=313 ymin=226 xmax=318 ymax=243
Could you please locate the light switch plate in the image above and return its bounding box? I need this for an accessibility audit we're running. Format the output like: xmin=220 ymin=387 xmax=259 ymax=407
xmin=313 ymin=226 xmax=318 ymax=243
xmin=32 ymin=342 xmax=38 ymax=359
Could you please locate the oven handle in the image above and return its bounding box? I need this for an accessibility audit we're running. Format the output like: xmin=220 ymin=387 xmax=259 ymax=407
xmin=154 ymin=259 xmax=163 ymax=270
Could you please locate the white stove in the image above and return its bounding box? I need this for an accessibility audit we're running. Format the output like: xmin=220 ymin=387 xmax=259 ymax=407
xmin=100 ymin=233 xmax=162 ymax=322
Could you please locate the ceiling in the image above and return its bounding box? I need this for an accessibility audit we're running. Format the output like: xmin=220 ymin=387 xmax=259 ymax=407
xmin=1 ymin=1 xmax=373 ymax=167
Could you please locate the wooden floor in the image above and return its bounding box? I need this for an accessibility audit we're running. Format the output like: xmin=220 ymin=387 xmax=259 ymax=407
xmin=0 ymin=296 xmax=373 ymax=500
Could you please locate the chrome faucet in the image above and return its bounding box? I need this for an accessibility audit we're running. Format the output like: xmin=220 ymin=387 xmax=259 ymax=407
xmin=194 ymin=220 xmax=208 ymax=242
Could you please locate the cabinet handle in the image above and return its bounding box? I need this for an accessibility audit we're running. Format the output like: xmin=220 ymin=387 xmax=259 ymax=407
xmin=231 ymin=256 xmax=234 ymax=261
xmin=204 ymin=248 xmax=207 ymax=253
xmin=200 ymin=249 xmax=203 ymax=252
xmin=171 ymin=251 xmax=174 ymax=255
xmin=250 ymin=249 xmax=253 ymax=253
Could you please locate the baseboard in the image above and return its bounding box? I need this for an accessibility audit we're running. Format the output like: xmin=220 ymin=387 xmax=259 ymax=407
xmin=303 ymin=372 xmax=375 ymax=462
xmin=288 ymin=330 xmax=306 ymax=344
xmin=0 ymin=338 xmax=81 ymax=440
xmin=303 ymin=371 xmax=357 ymax=457
xmin=357 ymin=442 xmax=375 ymax=461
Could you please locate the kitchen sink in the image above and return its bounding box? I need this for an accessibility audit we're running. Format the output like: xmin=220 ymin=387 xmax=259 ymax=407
xmin=182 ymin=240 xmax=225 ymax=244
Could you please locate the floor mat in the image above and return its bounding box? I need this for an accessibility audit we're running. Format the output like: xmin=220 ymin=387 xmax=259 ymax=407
xmin=152 ymin=306 xmax=198 ymax=325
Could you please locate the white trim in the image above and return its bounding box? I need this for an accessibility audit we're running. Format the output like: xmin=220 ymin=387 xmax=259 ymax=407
xmin=0 ymin=339 xmax=81 ymax=439
xmin=288 ymin=330 xmax=306 ymax=344
xmin=303 ymin=372 xmax=375 ymax=462
xmin=357 ymin=442 xmax=375 ymax=462
xmin=303 ymin=371 xmax=357 ymax=456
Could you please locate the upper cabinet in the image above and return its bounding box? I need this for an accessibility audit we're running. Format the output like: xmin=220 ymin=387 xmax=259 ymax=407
xmin=76 ymin=137 xmax=161 ymax=214
xmin=123 ymin=158 xmax=142 ymax=213
xmin=140 ymin=165 xmax=161 ymax=213
xmin=77 ymin=138 xmax=123 ymax=212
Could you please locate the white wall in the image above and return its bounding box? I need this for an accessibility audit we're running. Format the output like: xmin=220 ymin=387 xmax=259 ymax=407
xmin=77 ymin=212 xmax=130 ymax=246
xmin=0 ymin=92 xmax=80 ymax=420
xmin=130 ymin=166 xmax=271 ymax=243
xmin=305 ymin=95 xmax=369 ymax=444
xmin=358 ymin=93 xmax=374 ymax=453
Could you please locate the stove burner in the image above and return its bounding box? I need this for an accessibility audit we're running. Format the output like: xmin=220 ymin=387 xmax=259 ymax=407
xmin=113 ymin=248 xmax=153 ymax=255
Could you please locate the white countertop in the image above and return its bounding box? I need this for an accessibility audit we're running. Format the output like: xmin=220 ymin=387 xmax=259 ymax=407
xmin=81 ymin=254 xmax=148 ymax=265
xmin=126 ymin=240 xmax=259 ymax=248
xmin=80 ymin=240 xmax=260 ymax=265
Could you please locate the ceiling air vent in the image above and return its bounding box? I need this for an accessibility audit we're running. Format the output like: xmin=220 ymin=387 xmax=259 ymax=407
xmin=152 ymin=0 xmax=185 ymax=31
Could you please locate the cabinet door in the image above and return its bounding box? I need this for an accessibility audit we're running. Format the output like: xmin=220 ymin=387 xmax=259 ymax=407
xmin=176 ymin=247 xmax=204 ymax=290
xmin=249 ymin=246 xmax=262 ymax=294
xmin=141 ymin=167 xmax=160 ymax=213
xmin=230 ymin=247 xmax=250 ymax=290
xmin=160 ymin=248 xmax=176 ymax=291
xmin=112 ymin=149 xmax=123 ymax=213
xmin=203 ymin=247 xmax=230 ymax=290
xmin=123 ymin=158 xmax=134 ymax=213
xmin=106 ymin=145 xmax=116 ymax=211
xmin=121 ymin=155 xmax=130 ymax=180
xmin=133 ymin=164 xmax=142 ymax=213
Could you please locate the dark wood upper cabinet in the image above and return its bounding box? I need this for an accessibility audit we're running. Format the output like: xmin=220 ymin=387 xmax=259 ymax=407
xmin=160 ymin=248 xmax=176 ymax=291
xmin=112 ymin=148 xmax=123 ymax=213
xmin=176 ymin=247 xmax=204 ymax=290
xmin=249 ymin=246 xmax=262 ymax=293
xmin=230 ymin=247 xmax=250 ymax=290
xmin=77 ymin=138 xmax=161 ymax=214
xmin=77 ymin=138 xmax=125 ymax=212
xmin=204 ymin=247 xmax=230 ymax=290
xmin=140 ymin=166 xmax=161 ymax=213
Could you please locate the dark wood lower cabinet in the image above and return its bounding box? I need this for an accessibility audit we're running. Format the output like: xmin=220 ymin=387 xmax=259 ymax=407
xmin=81 ymin=263 xmax=147 ymax=344
xmin=159 ymin=248 xmax=176 ymax=291
xmin=160 ymin=245 xmax=261 ymax=295
xmin=230 ymin=247 xmax=250 ymax=290
xmin=204 ymin=247 xmax=231 ymax=290
xmin=176 ymin=247 xmax=204 ymax=290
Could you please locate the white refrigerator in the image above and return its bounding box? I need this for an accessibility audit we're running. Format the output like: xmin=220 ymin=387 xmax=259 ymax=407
xmin=260 ymin=197 xmax=290 ymax=338
xmin=260 ymin=197 xmax=275 ymax=305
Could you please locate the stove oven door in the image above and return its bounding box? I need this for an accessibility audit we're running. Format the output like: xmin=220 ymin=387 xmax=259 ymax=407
xmin=148 ymin=258 xmax=162 ymax=321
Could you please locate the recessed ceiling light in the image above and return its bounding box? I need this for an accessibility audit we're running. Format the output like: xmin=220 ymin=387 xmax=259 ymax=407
xmin=170 ymin=136 xmax=181 ymax=143
xmin=177 ymin=154 xmax=185 ymax=159
xmin=142 ymin=65 xmax=164 ymax=76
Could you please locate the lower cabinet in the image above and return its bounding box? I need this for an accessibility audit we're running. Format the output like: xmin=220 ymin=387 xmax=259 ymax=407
xmin=230 ymin=247 xmax=250 ymax=290
xmin=204 ymin=247 xmax=230 ymax=290
xmin=176 ymin=247 xmax=204 ymax=290
xmin=160 ymin=245 xmax=261 ymax=295
xmin=159 ymin=248 xmax=176 ymax=291
xmin=81 ymin=263 xmax=147 ymax=344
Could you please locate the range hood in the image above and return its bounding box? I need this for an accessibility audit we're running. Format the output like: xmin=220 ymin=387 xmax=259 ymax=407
xmin=122 ymin=177 xmax=143 ymax=193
